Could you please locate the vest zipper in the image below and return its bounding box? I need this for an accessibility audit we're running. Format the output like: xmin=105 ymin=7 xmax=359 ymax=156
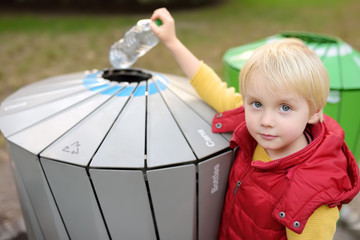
xmin=234 ymin=181 xmax=241 ymax=194
xmin=233 ymin=163 xmax=253 ymax=195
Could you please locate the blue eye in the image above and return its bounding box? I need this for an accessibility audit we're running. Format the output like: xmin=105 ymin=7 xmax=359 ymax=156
xmin=252 ymin=102 xmax=262 ymax=108
xmin=280 ymin=105 xmax=291 ymax=112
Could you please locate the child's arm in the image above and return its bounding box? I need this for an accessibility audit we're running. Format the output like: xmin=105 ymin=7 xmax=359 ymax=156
xmin=150 ymin=8 xmax=200 ymax=80
xmin=190 ymin=62 xmax=242 ymax=112
xmin=150 ymin=8 xmax=242 ymax=112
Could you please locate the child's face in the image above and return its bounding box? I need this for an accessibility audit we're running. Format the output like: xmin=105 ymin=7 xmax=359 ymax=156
xmin=243 ymin=71 xmax=315 ymax=159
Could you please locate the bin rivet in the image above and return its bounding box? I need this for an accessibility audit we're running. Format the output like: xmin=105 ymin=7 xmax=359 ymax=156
xmin=217 ymin=113 xmax=223 ymax=118
xmin=215 ymin=123 xmax=222 ymax=129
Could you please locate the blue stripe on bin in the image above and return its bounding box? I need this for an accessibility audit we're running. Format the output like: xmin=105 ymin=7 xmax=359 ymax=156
xmin=148 ymin=82 xmax=158 ymax=95
xmin=83 ymin=72 xmax=101 ymax=88
xmin=117 ymin=86 xmax=135 ymax=97
xmin=82 ymin=72 xmax=170 ymax=97
xmin=133 ymin=85 xmax=146 ymax=97
xmin=89 ymin=84 xmax=110 ymax=92
xmin=155 ymin=73 xmax=170 ymax=87
xmin=155 ymin=79 xmax=167 ymax=91
xmin=101 ymin=86 xmax=122 ymax=95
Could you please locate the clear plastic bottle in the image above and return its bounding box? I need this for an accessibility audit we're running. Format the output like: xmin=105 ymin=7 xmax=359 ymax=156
xmin=109 ymin=19 xmax=161 ymax=69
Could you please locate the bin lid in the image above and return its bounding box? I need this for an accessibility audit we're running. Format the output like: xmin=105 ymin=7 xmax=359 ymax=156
xmin=0 ymin=68 xmax=230 ymax=169
xmin=223 ymin=32 xmax=360 ymax=90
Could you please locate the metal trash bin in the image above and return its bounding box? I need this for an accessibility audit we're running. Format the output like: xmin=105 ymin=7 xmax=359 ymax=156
xmin=223 ymin=32 xmax=360 ymax=161
xmin=0 ymin=68 xmax=233 ymax=240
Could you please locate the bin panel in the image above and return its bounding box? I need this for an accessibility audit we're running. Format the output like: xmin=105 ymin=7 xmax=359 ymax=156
xmin=324 ymin=90 xmax=341 ymax=121
xmin=147 ymin=84 xmax=196 ymax=168
xmin=8 ymin=89 xmax=114 ymax=154
xmin=223 ymin=38 xmax=272 ymax=71
xmin=198 ymin=150 xmax=233 ymax=240
xmin=156 ymin=73 xmax=216 ymax=125
xmin=90 ymin=169 xmax=156 ymax=240
xmin=9 ymin=155 xmax=45 ymax=240
xmin=0 ymin=85 xmax=108 ymax=138
xmin=223 ymin=64 xmax=240 ymax=92
xmin=158 ymin=73 xmax=199 ymax=97
xmin=322 ymin=43 xmax=342 ymax=89
xmin=147 ymin=164 xmax=196 ymax=240
xmin=340 ymin=44 xmax=360 ymax=89
xmin=338 ymin=90 xmax=360 ymax=160
xmin=2 ymin=72 xmax=86 ymax=104
xmin=311 ymin=42 xmax=327 ymax=59
xmin=165 ymin=78 xmax=216 ymax=125
xmin=41 ymin=84 xmax=129 ymax=166
xmin=91 ymin=83 xmax=146 ymax=168
xmin=41 ymin=158 xmax=109 ymax=240
xmin=354 ymin=129 xmax=360 ymax=162
xmin=7 ymin=142 xmax=69 ymax=240
xmin=157 ymin=80 xmax=229 ymax=159
xmin=0 ymin=84 xmax=86 ymax=116
xmin=306 ymin=42 xmax=321 ymax=52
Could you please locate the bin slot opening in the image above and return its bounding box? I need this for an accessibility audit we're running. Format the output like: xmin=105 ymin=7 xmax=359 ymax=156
xmin=102 ymin=69 xmax=152 ymax=83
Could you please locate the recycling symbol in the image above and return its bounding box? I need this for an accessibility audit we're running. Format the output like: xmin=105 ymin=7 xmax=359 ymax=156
xmin=62 ymin=141 xmax=80 ymax=155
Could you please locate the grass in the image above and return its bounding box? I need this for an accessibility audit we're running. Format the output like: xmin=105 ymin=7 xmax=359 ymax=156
xmin=0 ymin=0 xmax=359 ymax=147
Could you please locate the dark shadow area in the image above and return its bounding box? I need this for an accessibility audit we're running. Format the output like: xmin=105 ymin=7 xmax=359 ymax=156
xmin=0 ymin=0 xmax=224 ymax=14
xmin=12 ymin=233 xmax=28 ymax=240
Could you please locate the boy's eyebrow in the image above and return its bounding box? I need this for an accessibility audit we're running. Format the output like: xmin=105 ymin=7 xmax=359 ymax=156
xmin=244 ymin=93 xmax=258 ymax=100
xmin=276 ymin=94 xmax=301 ymax=105
xmin=243 ymin=94 xmax=258 ymax=102
xmin=245 ymin=93 xmax=300 ymax=105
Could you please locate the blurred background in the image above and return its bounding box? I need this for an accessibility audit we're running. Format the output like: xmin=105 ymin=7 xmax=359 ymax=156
xmin=0 ymin=0 xmax=359 ymax=239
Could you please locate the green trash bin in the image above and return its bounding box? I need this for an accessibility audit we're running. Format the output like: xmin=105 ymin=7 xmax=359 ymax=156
xmin=223 ymin=32 xmax=360 ymax=161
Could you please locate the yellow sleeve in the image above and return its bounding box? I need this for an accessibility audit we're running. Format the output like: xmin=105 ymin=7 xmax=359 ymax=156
xmin=190 ymin=61 xmax=242 ymax=113
xmin=286 ymin=205 xmax=339 ymax=240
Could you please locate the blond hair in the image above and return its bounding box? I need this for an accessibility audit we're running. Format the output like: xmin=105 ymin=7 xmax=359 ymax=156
xmin=239 ymin=38 xmax=329 ymax=122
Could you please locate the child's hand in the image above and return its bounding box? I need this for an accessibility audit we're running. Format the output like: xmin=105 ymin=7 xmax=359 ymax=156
xmin=150 ymin=7 xmax=200 ymax=79
xmin=150 ymin=8 xmax=177 ymax=48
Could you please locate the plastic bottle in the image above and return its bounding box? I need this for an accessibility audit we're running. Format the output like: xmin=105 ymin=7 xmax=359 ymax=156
xmin=109 ymin=19 xmax=162 ymax=69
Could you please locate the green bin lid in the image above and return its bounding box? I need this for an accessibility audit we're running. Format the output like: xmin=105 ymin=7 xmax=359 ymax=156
xmin=223 ymin=32 xmax=360 ymax=90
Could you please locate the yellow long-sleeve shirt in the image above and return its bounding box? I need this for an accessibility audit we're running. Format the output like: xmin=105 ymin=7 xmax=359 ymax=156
xmin=190 ymin=62 xmax=339 ymax=240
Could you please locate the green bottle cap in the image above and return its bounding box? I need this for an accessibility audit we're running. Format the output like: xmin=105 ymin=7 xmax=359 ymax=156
xmin=154 ymin=19 xmax=162 ymax=26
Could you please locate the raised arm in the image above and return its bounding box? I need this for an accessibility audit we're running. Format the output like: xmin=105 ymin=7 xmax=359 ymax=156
xmin=149 ymin=8 xmax=200 ymax=79
xmin=150 ymin=8 xmax=243 ymax=112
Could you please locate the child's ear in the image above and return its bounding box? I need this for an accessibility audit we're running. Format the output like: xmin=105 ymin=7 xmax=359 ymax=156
xmin=308 ymin=110 xmax=321 ymax=124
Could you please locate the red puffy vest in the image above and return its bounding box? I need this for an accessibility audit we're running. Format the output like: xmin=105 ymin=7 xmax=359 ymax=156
xmin=212 ymin=106 xmax=360 ymax=240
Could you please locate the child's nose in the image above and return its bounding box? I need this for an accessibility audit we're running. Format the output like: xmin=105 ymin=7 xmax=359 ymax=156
xmin=260 ymin=111 xmax=275 ymax=127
